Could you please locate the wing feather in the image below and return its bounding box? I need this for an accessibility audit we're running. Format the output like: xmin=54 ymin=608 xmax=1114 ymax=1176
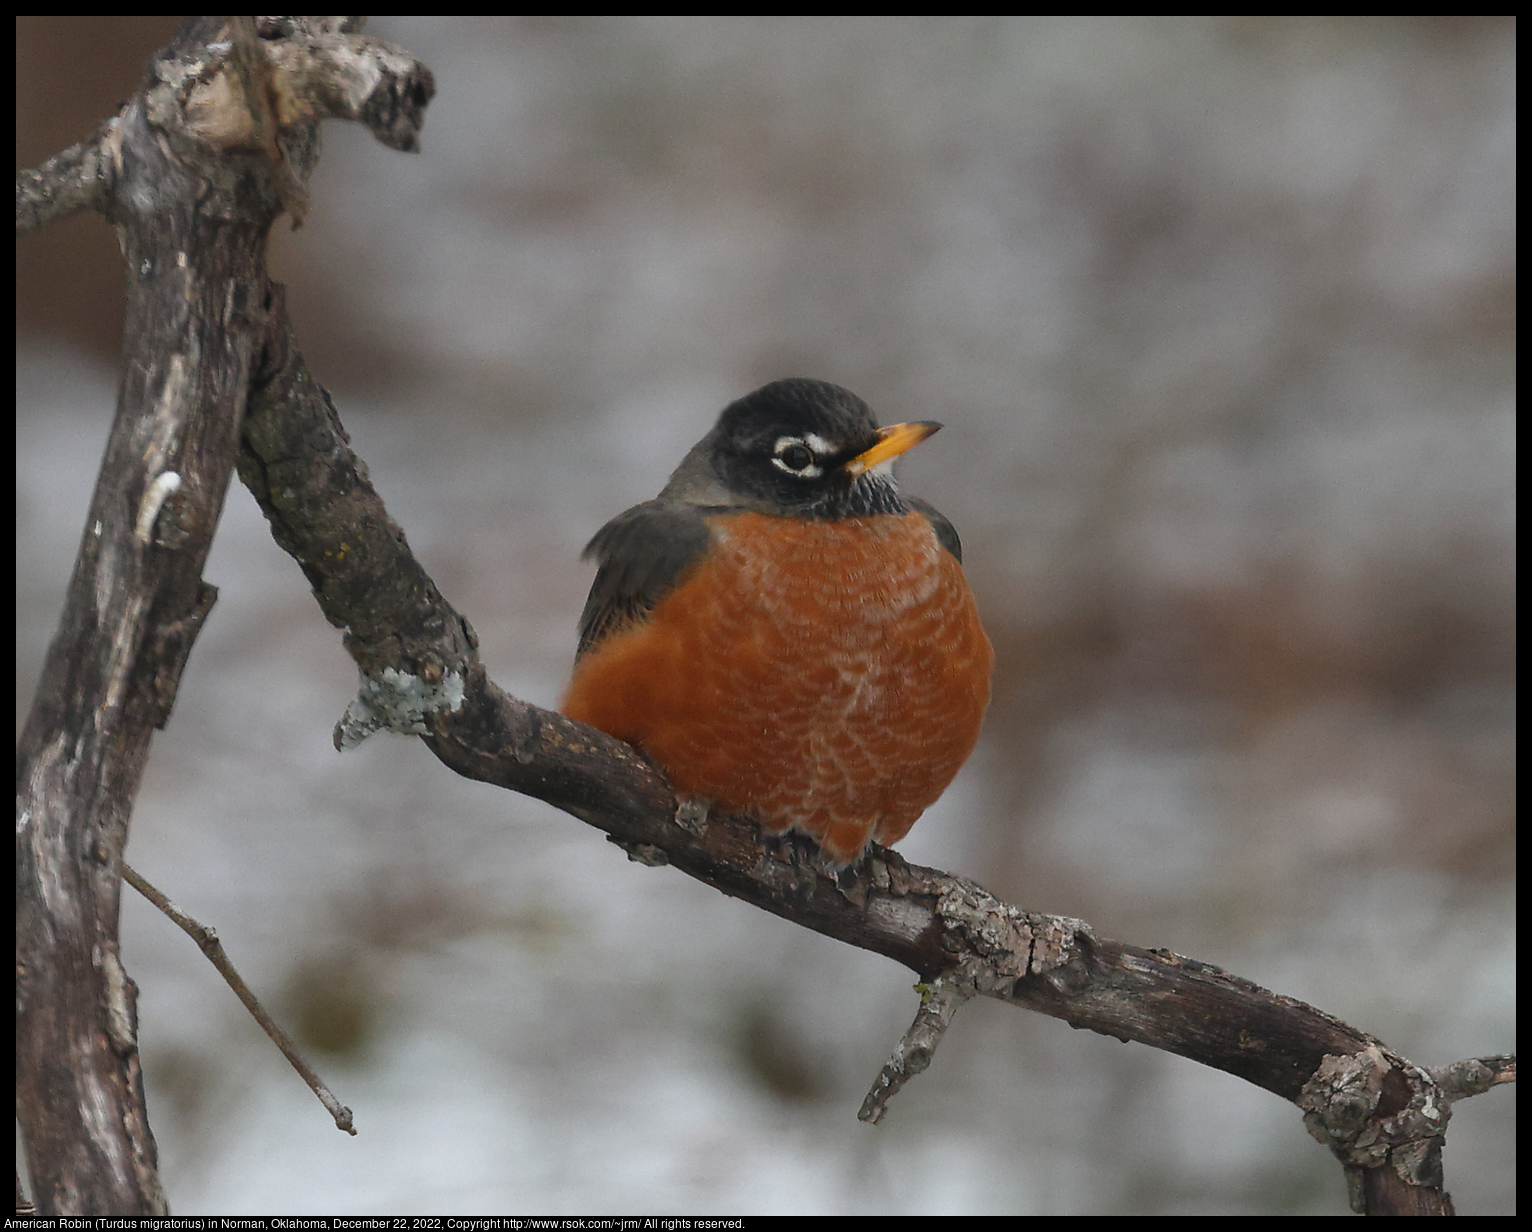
xmin=576 ymin=500 xmax=715 ymax=658
xmin=907 ymin=496 xmax=963 ymax=562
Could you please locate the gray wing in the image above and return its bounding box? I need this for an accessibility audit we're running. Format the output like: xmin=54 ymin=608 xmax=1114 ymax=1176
xmin=576 ymin=499 xmax=715 ymax=658
xmin=907 ymin=496 xmax=963 ymax=563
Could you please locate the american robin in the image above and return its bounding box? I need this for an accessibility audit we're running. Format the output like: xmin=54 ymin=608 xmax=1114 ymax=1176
xmin=562 ymin=378 xmax=993 ymax=867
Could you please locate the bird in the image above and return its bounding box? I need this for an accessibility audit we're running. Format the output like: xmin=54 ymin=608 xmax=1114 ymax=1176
xmin=562 ymin=377 xmax=993 ymax=868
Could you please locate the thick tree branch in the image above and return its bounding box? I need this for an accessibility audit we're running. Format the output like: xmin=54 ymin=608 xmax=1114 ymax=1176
xmin=16 ymin=17 xmax=433 ymax=1216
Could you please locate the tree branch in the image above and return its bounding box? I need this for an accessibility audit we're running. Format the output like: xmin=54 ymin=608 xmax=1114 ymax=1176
xmin=859 ymin=961 xmax=979 ymax=1125
xmin=122 ymin=863 xmax=356 ymax=1135
xmin=1429 ymin=1054 xmax=1516 ymax=1102
xmin=15 ymin=121 xmax=119 ymax=236
xmin=239 ymin=291 xmax=1507 ymax=1216
xmin=16 ymin=17 xmax=433 ymax=1216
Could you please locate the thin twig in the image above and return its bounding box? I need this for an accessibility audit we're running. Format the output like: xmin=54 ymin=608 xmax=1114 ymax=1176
xmin=1429 ymin=1054 xmax=1517 ymax=1102
xmin=859 ymin=960 xmax=979 ymax=1124
xmin=122 ymin=861 xmax=357 ymax=1135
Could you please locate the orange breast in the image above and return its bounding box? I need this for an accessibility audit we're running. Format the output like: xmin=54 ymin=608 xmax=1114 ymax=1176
xmin=562 ymin=511 xmax=993 ymax=865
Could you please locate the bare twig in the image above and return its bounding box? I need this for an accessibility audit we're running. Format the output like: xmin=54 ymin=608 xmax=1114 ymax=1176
xmin=1430 ymin=1054 xmax=1517 ymax=1102
xmin=122 ymin=862 xmax=356 ymax=1136
xmin=859 ymin=961 xmax=979 ymax=1124
xmin=15 ymin=121 xmax=118 ymax=235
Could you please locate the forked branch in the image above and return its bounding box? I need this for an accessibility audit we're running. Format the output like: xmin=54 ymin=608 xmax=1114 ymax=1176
xmin=16 ymin=16 xmax=432 ymax=1216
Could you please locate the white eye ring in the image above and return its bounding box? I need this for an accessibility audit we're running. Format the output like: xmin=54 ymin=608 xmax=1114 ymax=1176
xmin=771 ymin=435 xmax=824 ymax=478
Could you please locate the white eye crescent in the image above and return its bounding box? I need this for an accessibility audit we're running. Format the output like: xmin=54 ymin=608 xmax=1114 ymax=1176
xmin=771 ymin=435 xmax=824 ymax=478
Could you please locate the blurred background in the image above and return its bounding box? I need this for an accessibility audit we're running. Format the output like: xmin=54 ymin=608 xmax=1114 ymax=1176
xmin=17 ymin=16 xmax=1514 ymax=1216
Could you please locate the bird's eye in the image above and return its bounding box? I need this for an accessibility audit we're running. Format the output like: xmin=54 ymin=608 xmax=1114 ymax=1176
xmin=779 ymin=444 xmax=814 ymax=471
xmin=771 ymin=437 xmax=821 ymax=478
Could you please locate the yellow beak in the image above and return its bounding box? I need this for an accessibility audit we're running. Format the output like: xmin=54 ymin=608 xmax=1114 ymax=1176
xmin=843 ymin=421 xmax=943 ymax=476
